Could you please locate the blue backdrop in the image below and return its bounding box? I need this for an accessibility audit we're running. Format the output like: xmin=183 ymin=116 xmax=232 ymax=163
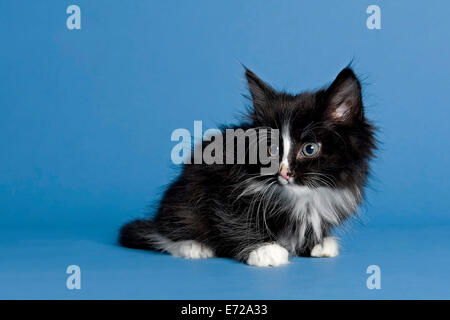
xmin=1 ymin=0 xmax=449 ymax=299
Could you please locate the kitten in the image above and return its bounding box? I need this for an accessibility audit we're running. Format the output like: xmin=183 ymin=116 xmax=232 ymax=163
xmin=119 ymin=66 xmax=376 ymax=267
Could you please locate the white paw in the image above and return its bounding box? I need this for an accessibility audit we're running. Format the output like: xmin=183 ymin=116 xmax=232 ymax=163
xmin=247 ymin=243 xmax=289 ymax=267
xmin=310 ymin=237 xmax=339 ymax=257
xmin=168 ymin=240 xmax=215 ymax=259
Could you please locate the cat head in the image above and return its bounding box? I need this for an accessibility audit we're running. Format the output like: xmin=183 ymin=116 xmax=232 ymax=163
xmin=244 ymin=67 xmax=376 ymax=191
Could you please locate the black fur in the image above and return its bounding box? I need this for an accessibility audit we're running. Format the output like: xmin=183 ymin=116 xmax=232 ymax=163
xmin=119 ymin=66 xmax=376 ymax=263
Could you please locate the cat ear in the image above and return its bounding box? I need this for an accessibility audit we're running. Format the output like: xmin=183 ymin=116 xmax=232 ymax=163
xmin=325 ymin=68 xmax=363 ymax=122
xmin=245 ymin=67 xmax=276 ymax=108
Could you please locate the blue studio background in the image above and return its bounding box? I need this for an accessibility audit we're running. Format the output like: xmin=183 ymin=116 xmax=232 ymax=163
xmin=1 ymin=0 xmax=449 ymax=299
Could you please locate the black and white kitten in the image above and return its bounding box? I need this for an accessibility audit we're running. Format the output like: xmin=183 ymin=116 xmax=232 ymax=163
xmin=119 ymin=67 xmax=376 ymax=267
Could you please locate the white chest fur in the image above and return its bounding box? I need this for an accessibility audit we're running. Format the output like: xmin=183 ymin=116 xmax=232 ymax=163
xmin=278 ymin=185 xmax=360 ymax=253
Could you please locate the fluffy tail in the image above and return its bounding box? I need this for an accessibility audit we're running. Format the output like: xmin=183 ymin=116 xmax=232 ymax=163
xmin=119 ymin=219 xmax=158 ymax=250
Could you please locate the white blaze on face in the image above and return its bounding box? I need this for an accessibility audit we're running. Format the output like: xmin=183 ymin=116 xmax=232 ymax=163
xmin=279 ymin=124 xmax=293 ymax=184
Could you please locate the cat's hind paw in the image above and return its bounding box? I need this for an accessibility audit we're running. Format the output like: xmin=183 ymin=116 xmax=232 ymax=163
xmin=310 ymin=237 xmax=339 ymax=257
xmin=168 ymin=240 xmax=215 ymax=259
xmin=246 ymin=243 xmax=289 ymax=267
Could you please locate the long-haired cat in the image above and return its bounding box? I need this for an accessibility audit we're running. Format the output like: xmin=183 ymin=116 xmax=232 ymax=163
xmin=119 ymin=66 xmax=376 ymax=267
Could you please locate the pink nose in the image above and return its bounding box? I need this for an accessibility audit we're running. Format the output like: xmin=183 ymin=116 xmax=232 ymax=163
xmin=280 ymin=164 xmax=291 ymax=181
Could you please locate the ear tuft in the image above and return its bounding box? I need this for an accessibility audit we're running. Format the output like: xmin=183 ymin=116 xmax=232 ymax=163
xmin=326 ymin=68 xmax=363 ymax=122
xmin=244 ymin=67 xmax=276 ymax=107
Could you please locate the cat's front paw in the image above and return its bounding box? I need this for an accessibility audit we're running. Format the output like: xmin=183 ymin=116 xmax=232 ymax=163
xmin=310 ymin=237 xmax=339 ymax=257
xmin=246 ymin=243 xmax=289 ymax=267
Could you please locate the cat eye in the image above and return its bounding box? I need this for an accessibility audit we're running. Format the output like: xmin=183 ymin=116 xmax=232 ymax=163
xmin=268 ymin=145 xmax=279 ymax=157
xmin=300 ymin=142 xmax=320 ymax=158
